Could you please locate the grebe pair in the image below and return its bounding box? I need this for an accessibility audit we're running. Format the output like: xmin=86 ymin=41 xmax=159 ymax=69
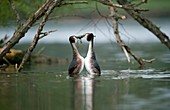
xmin=68 ymin=33 xmax=101 ymax=77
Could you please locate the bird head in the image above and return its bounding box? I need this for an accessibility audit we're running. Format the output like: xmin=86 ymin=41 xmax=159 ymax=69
xmin=69 ymin=36 xmax=77 ymax=43
xmin=84 ymin=33 xmax=95 ymax=41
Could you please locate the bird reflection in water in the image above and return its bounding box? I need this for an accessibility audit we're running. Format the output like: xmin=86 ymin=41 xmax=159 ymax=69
xmin=69 ymin=33 xmax=99 ymax=109
xmin=73 ymin=77 xmax=95 ymax=110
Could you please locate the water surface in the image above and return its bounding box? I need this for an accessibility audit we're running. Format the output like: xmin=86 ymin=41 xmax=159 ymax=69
xmin=0 ymin=43 xmax=170 ymax=110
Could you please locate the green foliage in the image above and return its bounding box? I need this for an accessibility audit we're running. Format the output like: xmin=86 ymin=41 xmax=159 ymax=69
xmin=0 ymin=0 xmax=14 ymax=25
xmin=0 ymin=0 xmax=169 ymax=25
xmin=14 ymin=0 xmax=44 ymax=18
xmin=0 ymin=0 xmax=44 ymax=25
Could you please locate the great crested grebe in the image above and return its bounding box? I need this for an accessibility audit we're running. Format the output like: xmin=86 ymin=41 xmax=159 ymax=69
xmin=84 ymin=33 xmax=101 ymax=76
xmin=68 ymin=36 xmax=84 ymax=77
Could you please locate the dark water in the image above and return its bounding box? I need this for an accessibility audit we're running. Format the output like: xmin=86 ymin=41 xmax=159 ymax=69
xmin=0 ymin=43 xmax=170 ymax=110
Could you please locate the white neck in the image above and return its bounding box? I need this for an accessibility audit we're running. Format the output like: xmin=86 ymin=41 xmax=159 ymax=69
xmin=87 ymin=40 xmax=93 ymax=57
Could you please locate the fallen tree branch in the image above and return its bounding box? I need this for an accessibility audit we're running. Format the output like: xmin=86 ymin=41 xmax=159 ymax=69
xmin=0 ymin=0 xmax=62 ymax=61
xmin=17 ymin=0 xmax=88 ymax=71
xmin=124 ymin=45 xmax=156 ymax=66
xmin=108 ymin=0 xmax=155 ymax=67
xmin=117 ymin=0 xmax=170 ymax=49
xmin=17 ymin=1 xmax=60 ymax=72
xmin=0 ymin=0 xmax=89 ymax=65
xmin=108 ymin=0 xmax=130 ymax=63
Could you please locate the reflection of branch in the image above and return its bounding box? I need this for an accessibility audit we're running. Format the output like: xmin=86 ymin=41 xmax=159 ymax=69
xmin=8 ymin=0 xmax=21 ymax=24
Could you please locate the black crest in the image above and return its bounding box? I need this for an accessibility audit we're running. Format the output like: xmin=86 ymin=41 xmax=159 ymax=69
xmin=86 ymin=33 xmax=94 ymax=41
xmin=69 ymin=36 xmax=76 ymax=43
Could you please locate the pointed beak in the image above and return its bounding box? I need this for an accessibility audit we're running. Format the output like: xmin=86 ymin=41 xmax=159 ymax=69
xmin=76 ymin=34 xmax=85 ymax=39
xmin=74 ymin=33 xmax=95 ymax=40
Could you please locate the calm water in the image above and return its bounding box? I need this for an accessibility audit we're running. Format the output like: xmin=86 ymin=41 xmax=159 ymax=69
xmin=0 ymin=18 xmax=170 ymax=110
xmin=0 ymin=43 xmax=170 ymax=110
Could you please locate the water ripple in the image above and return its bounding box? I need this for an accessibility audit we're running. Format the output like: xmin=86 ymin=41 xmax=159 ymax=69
xmin=101 ymin=69 xmax=170 ymax=79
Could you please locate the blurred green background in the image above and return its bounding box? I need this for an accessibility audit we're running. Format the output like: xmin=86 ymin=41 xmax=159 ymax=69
xmin=0 ymin=0 xmax=170 ymax=25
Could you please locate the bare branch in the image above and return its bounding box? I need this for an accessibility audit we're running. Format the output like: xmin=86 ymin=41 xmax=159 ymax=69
xmin=97 ymin=0 xmax=148 ymax=12
xmin=0 ymin=0 xmax=63 ymax=62
xmin=142 ymin=58 xmax=155 ymax=63
xmin=122 ymin=46 xmax=130 ymax=62
xmin=108 ymin=0 xmax=130 ymax=63
xmin=2 ymin=57 xmax=11 ymax=65
xmin=17 ymin=0 xmax=60 ymax=72
xmin=0 ymin=35 xmax=8 ymax=45
xmin=117 ymin=0 xmax=170 ymax=49
xmin=39 ymin=29 xmax=57 ymax=39
xmin=108 ymin=0 xmax=154 ymax=66
xmin=132 ymin=0 xmax=148 ymax=7
xmin=61 ymin=1 xmax=88 ymax=5
xmin=8 ymin=0 xmax=21 ymax=24
xmin=0 ymin=0 xmax=90 ymax=63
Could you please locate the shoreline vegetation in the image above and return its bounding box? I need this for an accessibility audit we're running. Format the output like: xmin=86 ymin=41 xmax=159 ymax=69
xmin=0 ymin=0 xmax=170 ymax=25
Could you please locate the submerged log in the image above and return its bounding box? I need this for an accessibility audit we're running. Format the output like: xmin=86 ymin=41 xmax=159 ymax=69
xmin=0 ymin=48 xmax=68 ymax=72
xmin=0 ymin=48 xmax=24 ymax=65
xmin=0 ymin=48 xmax=68 ymax=65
